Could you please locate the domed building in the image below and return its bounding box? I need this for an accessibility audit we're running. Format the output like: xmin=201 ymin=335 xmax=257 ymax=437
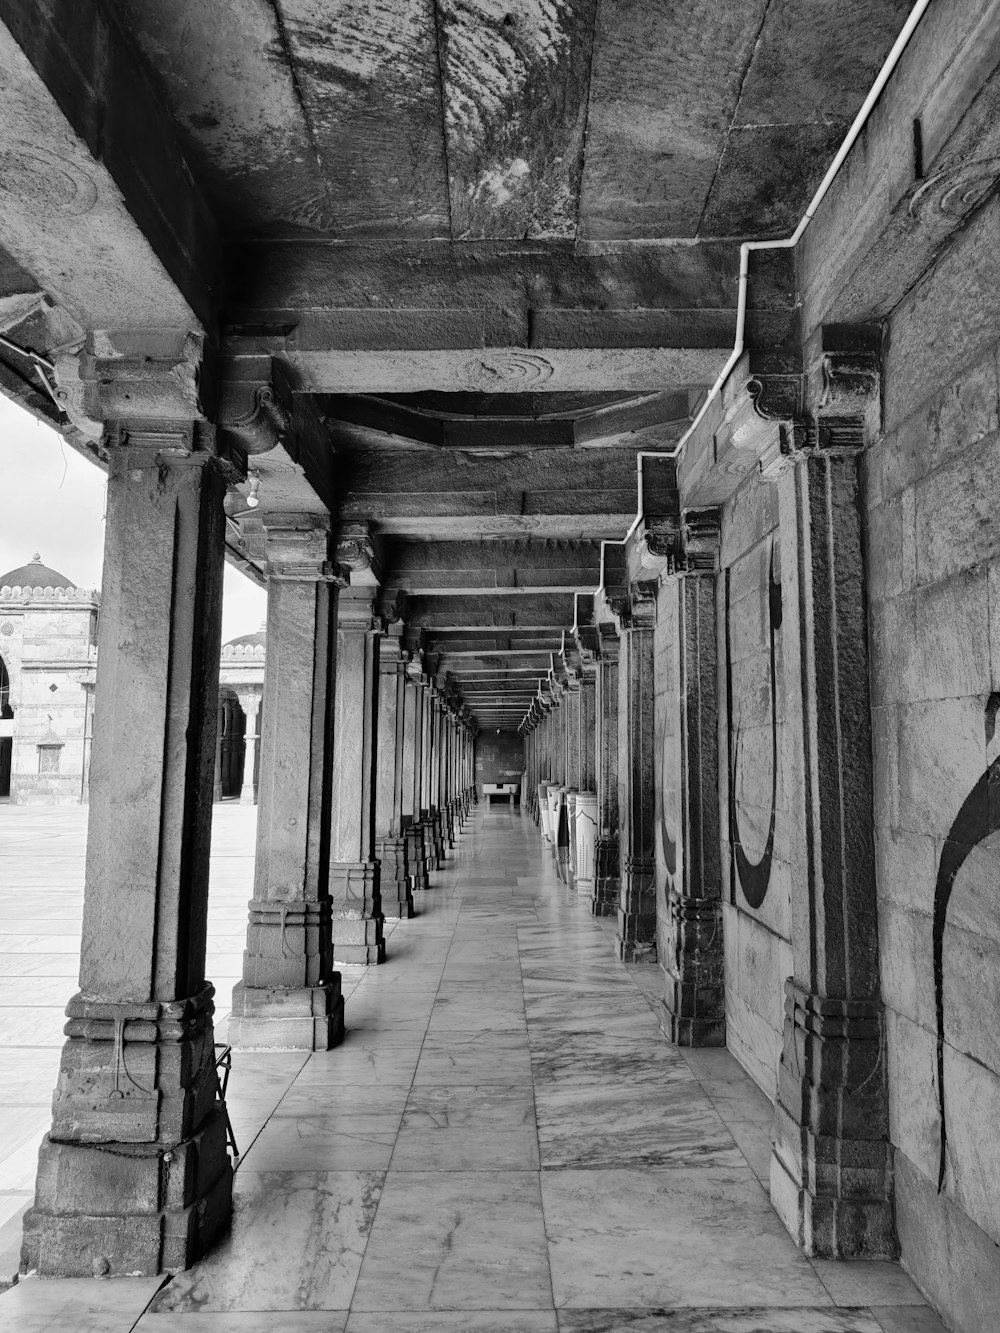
xmin=0 ymin=556 xmax=265 ymax=805
xmin=0 ymin=555 xmax=98 ymax=804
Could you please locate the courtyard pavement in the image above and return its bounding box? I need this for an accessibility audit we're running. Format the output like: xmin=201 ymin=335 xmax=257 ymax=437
xmin=0 ymin=803 xmax=944 ymax=1331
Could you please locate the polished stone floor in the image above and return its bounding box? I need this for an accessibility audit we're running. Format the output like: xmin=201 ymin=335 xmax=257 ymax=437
xmin=0 ymin=803 xmax=945 ymax=1331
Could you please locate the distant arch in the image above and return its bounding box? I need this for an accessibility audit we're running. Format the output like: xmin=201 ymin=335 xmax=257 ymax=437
xmin=0 ymin=653 xmax=12 ymax=800
xmin=218 ymin=691 xmax=246 ymax=799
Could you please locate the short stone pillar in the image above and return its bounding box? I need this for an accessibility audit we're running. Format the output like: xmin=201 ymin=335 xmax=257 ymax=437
xmin=575 ymin=790 xmax=598 ymax=895
xmin=768 ymin=446 xmax=894 ymax=1258
xmin=329 ymin=593 xmax=386 ymax=964
xmin=658 ymin=513 xmax=725 ymax=1046
xmin=23 ymin=422 xmax=234 ymax=1277
xmin=615 ymin=585 xmax=657 ymax=962
xmin=593 ymin=634 xmax=620 ymax=916
xmin=375 ymin=632 xmax=415 ymax=919
xmin=230 ymin=515 xmax=344 ymax=1051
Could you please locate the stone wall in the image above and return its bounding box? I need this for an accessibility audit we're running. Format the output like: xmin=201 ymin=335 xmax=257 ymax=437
xmin=475 ymin=731 xmax=523 ymax=795
xmin=718 ymin=473 xmax=793 ymax=1097
xmin=865 ymin=192 xmax=1000 ymax=1329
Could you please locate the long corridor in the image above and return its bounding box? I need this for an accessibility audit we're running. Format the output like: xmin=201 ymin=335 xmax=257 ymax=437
xmin=4 ymin=805 xmax=940 ymax=1331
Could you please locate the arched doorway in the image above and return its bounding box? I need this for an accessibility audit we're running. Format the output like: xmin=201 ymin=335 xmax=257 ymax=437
xmin=218 ymin=692 xmax=246 ymax=798
xmin=0 ymin=654 xmax=12 ymax=800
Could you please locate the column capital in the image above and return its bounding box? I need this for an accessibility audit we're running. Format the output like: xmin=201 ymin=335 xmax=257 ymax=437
xmin=678 ymin=506 xmax=722 ymax=573
xmin=608 ymin=580 xmax=657 ymax=632
xmin=51 ymin=331 xmax=206 ymax=442
xmin=334 ymin=521 xmax=382 ymax=587
xmin=261 ymin=512 xmax=337 ymax=581
xmin=337 ymin=590 xmax=381 ymax=631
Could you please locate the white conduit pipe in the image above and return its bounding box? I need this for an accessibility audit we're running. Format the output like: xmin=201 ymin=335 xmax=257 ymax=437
xmin=523 ymin=0 xmax=933 ymax=733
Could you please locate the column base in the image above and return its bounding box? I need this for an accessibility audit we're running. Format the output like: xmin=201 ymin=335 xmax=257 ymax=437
xmin=377 ymin=837 xmax=416 ymax=919
xmin=770 ymin=980 xmax=897 ymax=1259
xmin=330 ymin=861 xmax=386 ymax=965
xmin=660 ymin=895 xmax=726 ymax=1046
xmin=229 ymin=980 xmax=345 ymax=1051
xmin=240 ymin=898 xmax=333 ymax=990
xmin=21 ymin=985 xmax=232 ymax=1277
xmin=432 ymin=809 xmax=447 ymax=863
xmin=239 ymin=787 xmax=256 ymax=806
xmin=404 ymin=825 xmax=430 ymax=891
xmin=420 ymin=816 xmax=441 ymax=872
xmin=615 ymin=860 xmax=657 ymax=962
xmin=591 ymin=839 xmax=620 ymax=916
xmin=22 ymin=1112 xmax=233 ymax=1278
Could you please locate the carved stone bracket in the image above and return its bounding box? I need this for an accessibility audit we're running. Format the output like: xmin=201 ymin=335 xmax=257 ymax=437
xmin=218 ymin=381 xmax=291 ymax=456
xmin=334 ymin=522 xmax=382 ymax=587
xmin=680 ymin=507 xmax=722 ymax=572
xmin=262 ymin=513 xmax=338 ymax=582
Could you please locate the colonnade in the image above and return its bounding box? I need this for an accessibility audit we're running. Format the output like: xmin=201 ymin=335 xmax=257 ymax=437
xmin=19 ymin=410 xmax=476 ymax=1279
xmin=522 ymin=469 xmax=892 ymax=1263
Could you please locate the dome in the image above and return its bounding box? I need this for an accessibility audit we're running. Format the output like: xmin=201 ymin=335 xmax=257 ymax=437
xmin=0 ymin=553 xmax=75 ymax=591
xmin=223 ymin=627 xmax=266 ymax=650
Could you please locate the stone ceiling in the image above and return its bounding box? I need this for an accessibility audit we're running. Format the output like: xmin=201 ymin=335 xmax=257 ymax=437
xmin=0 ymin=0 xmax=914 ymax=728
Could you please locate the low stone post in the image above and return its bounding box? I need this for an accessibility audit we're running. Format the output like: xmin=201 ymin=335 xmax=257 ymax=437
xmin=23 ymin=393 xmax=235 ymax=1276
xmin=230 ymin=515 xmax=344 ymax=1051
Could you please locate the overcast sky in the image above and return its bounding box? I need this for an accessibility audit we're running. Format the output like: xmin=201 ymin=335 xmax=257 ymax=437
xmin=0 ymin=395 xmax=266 ymax=641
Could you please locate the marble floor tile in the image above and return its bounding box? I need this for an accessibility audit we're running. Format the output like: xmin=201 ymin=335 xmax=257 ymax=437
xmin=810 ymin=1262 xmax=929 ymax=1307
xmin=139 ymin=1316 xmax=346 ymax=1332
xmin=555 ymin=1312 xmax=884 ymax=1332
xmin=347 ymin=1315 xmax=557 ymax=1332
xmin=869 ymin=1308 xmax=949 ymax=1333
xmin=394 ymin=1083 xmax=539 ymax=1170
xmin=351 ymin=1171 xmax=552 ymax=1311
xmin=535 ymin=1083 xmax=743 ymax=1170
xmin=241 ymin=1111 xmax=402 ymax=1171
xmin=153 ymin=1171 xmax=383 ymax=1312
xmin=542 ymin=1168 xmax=831 ymax=1309
xmin=0 ymin=1274 xmax=162 ymax=1332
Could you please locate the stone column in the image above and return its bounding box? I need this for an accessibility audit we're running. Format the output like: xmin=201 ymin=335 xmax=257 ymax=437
xmin=230 ymin=516 xmax=343 ymax=1052
xmin=593 ymin=633 xmax=620 ymax=916
xmin=23 ymin=417 xmax=234 ymax=1277
xmin=615 ymin=584 xmax=658 ymax=962
xmin=421 ymin=681 xmax=443 ymax=868
xmin=768 ymin=444 xmax=894 ymax=1258
xmin=580 ymin=666 xmax=597 ymax=794
xmin=375 ymin=631 xmax=415 ymax=919
xmin=659 ymin=511 xmax=726 ymax=1046
xmin=400 ymin=671 xmax=432 ymax=890
xmin=329 ymin=594 xmax=386 ymax=964
xmin=237 ymin=691 xmax=261 ymax=806
xmin=565 ymin=681 xmax=581 ymax=790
